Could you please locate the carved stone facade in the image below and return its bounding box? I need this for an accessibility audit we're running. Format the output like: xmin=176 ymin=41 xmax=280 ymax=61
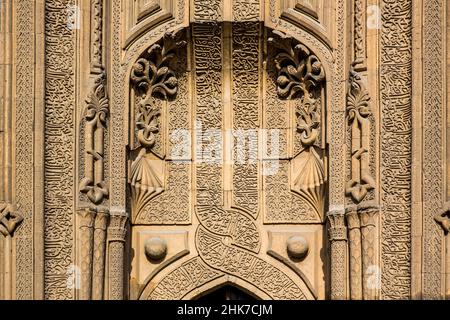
xmin=0 ymin=0 xmax=449 ymax=300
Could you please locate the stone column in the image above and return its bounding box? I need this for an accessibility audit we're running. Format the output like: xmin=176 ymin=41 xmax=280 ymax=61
xmin=92 ymin=208 xmax=109 ymax=300
xmin=77 ymin=207 xmax=96 ymax=300
xmin=345 ymin=206 xmax=362 ymax=299
xmin=359 ymin=203 xmax=378 ymax=299
xmin=108 ymin=209 xmax=128 ymax=300
xmin=327 ymin=209 xmax=348 ymax=299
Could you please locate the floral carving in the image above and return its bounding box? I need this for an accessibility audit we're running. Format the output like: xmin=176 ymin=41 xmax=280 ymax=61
xmin=130 ymin=29 xmax=186 ymax=149
xmin=129 ymin=29 xmax=186 ymax=217
xmin=130 ymin=29 xmax=185 ymax=100
xmin=80 ymin=72 xmax=109 ymax=205
xmin=269 ymin=31 xmax=326 ymax=217
xmin=345 ymin=60 xmax=375 ymax=203
xmin=269 ymin=30 xmax=325 ymax=100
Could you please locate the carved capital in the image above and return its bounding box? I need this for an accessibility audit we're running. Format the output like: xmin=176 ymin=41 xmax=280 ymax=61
xmin=77 ymin=207 xmax=97 ymax=229
xmin=108 ymin=209 xmax=128 ymax=242
xmin=327 ymin=209 xmax=347 ymax=241
xmin=358 ymin=202 xmax=378 ymax=228
xmin=0 ymin=203 xmax=23 ymax=237
xmin=345 ymin=206 xmax=360 ymax=230
xmin=94 ymin=208 xmax=110 ymax=231
xmin=435 ymin=202 xmax=450 ymax=234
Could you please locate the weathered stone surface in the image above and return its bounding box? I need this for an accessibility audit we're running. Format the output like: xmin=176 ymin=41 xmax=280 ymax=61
xmin=0 ymin=0 xmax=448 ymax=300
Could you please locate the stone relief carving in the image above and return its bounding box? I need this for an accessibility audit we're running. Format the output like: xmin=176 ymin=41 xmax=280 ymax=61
xmin=80 ymin=72 xmax=109 ymax=205
xmin=344 ymin=0 xmax=379 ymax=300
xmin=380 ymin=0 xmax=412 ymax=299
xmin=0 ymin=204 xmax=23 ymax=237
xmin=435 ymin=203 xmax=450 ymax=234
xmin=0 ymin=203 xmax=23 ymax=300
xmin=130 ymin=29 xmax=186 ymax=217
xmin=3 ymin=0 xmax=444 ymax=301
xmin=422 ymin=0 xmax=445 ymax=299
xmin=268 ymin=30 xmax=326 ymax=218
xmin=14 ymin=0 xmax=35 ymax=299
xmin=44 ymin=0 xmax=76 ymax=300
xmin=345 ymin=61 xmax=375 ymax=204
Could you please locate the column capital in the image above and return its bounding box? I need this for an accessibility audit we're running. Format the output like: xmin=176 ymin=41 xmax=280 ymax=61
xmin=327 ymin=209 xmax=347 ymax=241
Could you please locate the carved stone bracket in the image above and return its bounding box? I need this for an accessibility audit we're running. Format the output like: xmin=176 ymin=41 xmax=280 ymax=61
xmin=80 ymin=72 xmax=109 ymax=205
xmin=345 ymin=60 xmax=375 ymax=204
xmin=0 ymin=203 xmax=23 ymax=237
xmin=435 ymin=202 xmax=450 ymax=234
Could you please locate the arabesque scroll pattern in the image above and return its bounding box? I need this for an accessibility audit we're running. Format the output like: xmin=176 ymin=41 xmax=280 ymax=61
xmin=268 ymin=30 xmax=326 ymax=219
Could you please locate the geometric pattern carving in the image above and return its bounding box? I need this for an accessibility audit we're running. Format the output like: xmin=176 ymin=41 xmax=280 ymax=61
xmin=44 ymin=0 xmax=76 ymax=300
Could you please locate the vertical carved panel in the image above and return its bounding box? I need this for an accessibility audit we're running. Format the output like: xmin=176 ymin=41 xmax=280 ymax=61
xmin=44 ymin=0 xmax=76 ymax=300
xmin=193 ymin=23 xmax=224 ymax=207
xmin=353 ymin=0 xmax=366 ymax=62
xmin=130 ymin=30 xmax=187 ymax=222
xmin=380 ymin=0 xmax=412 ymax=299
xmin=231 ymin=22 xmax=260 ymax=217
xmin=423 ymin=0 xmax=445 ymax=299
xmin=91 ymin=0 xmax=103 ymax=69
xmin=79 ymin=72 xmax=109 ymax=205
xmin=14 ymin=0 xmax=34 ymax=299
xmin=268 ymin=31 xmax=326 ymax=221
xmin=346 ymin=206 xmax=362 ymax=300
xmin=109 ymin=0 xmax=127 ymax=299
xmin=345 ymin=63 xmax=375 ymax=203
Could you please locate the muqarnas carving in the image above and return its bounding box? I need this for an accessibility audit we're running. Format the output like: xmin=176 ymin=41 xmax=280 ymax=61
xmin=130 ymin=29 xmax=186 ymax=216
xmin=80 ymin=72 xmax=109 ymax=205
xmin=269 ymin=31 xmax=326 ymax=218
xmin=345 ymin=60 xmax=375 ymax=203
